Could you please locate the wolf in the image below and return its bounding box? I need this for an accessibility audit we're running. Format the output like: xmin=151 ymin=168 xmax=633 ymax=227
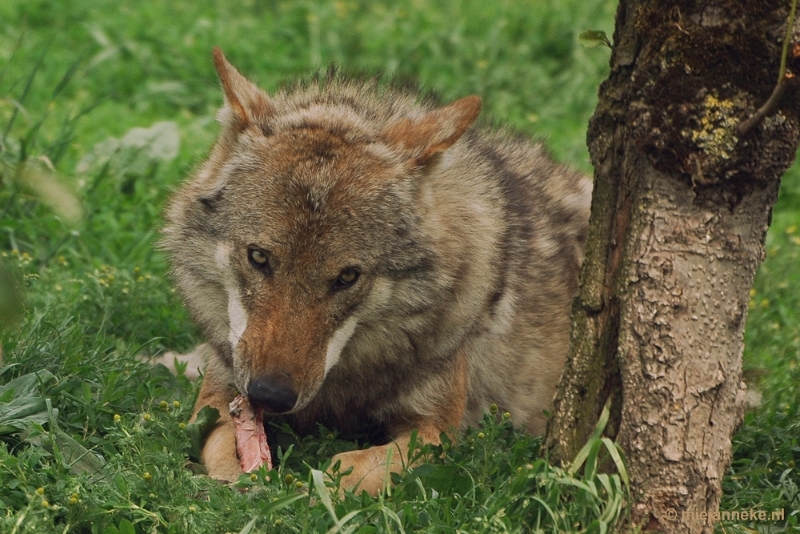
xmin=161 ymin=48 xmax=592 ymax=495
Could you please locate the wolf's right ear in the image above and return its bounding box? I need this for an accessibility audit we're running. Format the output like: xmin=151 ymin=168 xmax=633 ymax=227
xmin=213 ymin=47 xmax=274 ymax=132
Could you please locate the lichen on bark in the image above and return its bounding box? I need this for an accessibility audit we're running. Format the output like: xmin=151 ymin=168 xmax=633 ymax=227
xmin=625 ymin=2 xmax=800 ymax=190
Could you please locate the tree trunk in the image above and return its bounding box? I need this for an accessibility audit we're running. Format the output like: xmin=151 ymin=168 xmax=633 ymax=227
xmin=545 ymin=1 xmax=800 ymax=532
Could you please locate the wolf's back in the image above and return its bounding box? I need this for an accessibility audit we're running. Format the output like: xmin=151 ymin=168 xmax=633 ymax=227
xmin=399 ymin=126 xmax=592 ymax=434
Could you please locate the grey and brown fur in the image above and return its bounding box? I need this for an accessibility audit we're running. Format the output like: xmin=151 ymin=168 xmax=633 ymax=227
xmin=161 ymin=48 xmax=592 ymax=495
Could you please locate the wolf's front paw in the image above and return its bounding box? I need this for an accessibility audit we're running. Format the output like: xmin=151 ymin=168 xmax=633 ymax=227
xmin=202 ymin=422 xmax=243 ymax=482
xmin=330 ymin=445 xmax=404 ymax=496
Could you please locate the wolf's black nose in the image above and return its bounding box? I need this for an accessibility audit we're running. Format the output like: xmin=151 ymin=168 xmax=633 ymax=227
xmin=247 ymin=374 xmax=298 ymax=414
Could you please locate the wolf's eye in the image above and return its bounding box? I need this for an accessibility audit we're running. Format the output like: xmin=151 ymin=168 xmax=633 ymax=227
xmin=333 ymin=268 xmax=360 ymax=291
xmin=247 ymin=247 xmax=271 ymax=274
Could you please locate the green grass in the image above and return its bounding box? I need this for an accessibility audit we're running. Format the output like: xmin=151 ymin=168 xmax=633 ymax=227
xmin=0 ymin=1 xmax=797 ymax=532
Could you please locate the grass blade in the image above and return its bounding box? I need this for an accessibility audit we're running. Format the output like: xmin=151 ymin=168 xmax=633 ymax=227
xmin=2 ymin=48 xmax=47 ymax=140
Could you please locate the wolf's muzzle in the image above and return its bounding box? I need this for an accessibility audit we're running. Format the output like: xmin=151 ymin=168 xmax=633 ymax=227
xmin=247 ymin=373 xmax=298 ymax=414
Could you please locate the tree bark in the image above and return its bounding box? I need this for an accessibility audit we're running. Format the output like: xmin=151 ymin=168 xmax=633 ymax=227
xmin=545 ymin=1 xmax=800 ymax=532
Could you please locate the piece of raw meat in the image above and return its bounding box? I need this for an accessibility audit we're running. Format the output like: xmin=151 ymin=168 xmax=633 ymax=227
xmin=229 ymin=395 xmax=272 ymax=473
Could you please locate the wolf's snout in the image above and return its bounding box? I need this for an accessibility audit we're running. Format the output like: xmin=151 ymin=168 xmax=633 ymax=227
xmin=247 ymin=374 xmax=298 ymax=414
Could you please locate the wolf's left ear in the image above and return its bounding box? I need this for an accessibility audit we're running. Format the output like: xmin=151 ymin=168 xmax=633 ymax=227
xmin=382 ymin=96 xmax=481 ymax=165
xmin=213 ymin=47 xmax=274 ymax=132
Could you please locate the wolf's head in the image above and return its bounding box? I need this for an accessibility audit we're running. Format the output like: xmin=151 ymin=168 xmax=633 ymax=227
xmin=162 ymin=49 xmax=481 ymax=415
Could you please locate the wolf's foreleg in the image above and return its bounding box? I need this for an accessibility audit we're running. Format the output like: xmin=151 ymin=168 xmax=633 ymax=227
xmin=330 ymin=426 xmax=441 ymax=496
xmin=191 ymin=357 xmax=242 ymax=482
xmin=331 ymin=348 xmax=469 ymax=496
